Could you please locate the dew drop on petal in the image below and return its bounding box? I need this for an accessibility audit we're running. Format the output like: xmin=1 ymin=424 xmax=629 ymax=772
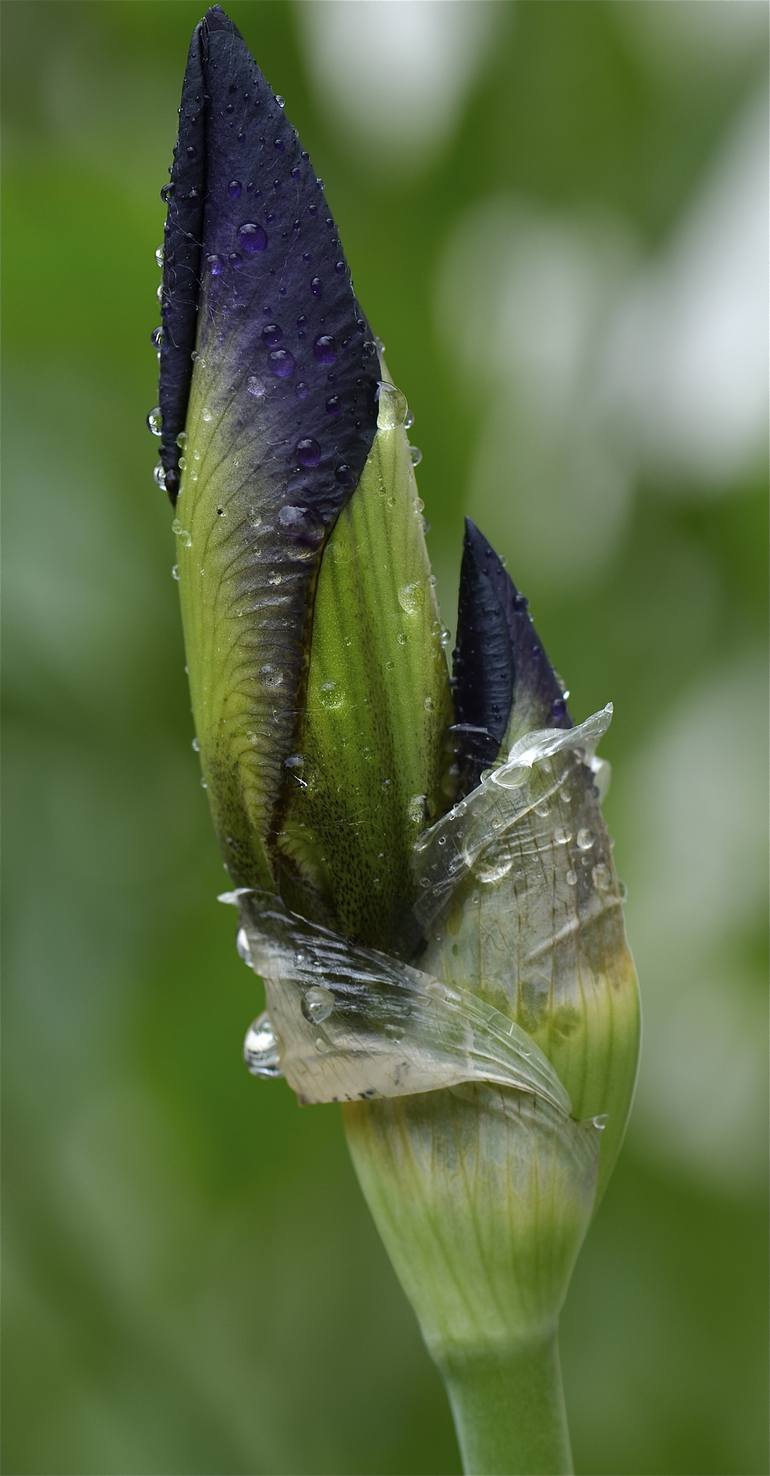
xmin=238 ymin=221 xmax=268 ymax=253
xmin=295 ymin=437 xmax=321 ymax=468
xmin=268 ymin=349 xmax=295 ymax=378
xmin=313 ymin=334 xmax=336 ymax=364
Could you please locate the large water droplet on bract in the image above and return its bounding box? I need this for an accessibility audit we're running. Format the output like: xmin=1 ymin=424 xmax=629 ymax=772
xmin=300 ymin=985 xmax=334 ymax=1025
xmin=244 ymin=1012 xmax=282 ymax=1078
xmin=236 ymin=926 xmax=252 ymax=966
xmin=147 ymin=406 xmax=162 ymax=436
xmin=473 ymin=848 xmax=515 ymax=884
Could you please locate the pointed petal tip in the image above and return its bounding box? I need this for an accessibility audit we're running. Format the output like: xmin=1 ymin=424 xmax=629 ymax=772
xmin=453 ymin=518 xmax=572 ymax=791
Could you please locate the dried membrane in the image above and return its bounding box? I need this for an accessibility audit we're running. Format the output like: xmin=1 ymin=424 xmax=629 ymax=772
xmin=412 ymin=706 xmax=628 ymax=1030
xmin=221 ymin=889 xmax=571 ymax=1113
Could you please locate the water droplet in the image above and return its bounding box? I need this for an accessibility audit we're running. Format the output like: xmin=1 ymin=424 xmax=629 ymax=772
xmin=592 ymin=862 xmax=611 ymax=891
xmin=160 ymin=183 xmax=174 ymax=204
xmin=554 ymin=827 xmax=572 ymax=846
xmin=236 ymin=927 xmax=252 ymax=966
xmin=326 ymin=395 xmax=341 ymax=416
xmin=259 ymin=664 xmax=284 ymax=689
xmin=153 ymin=463 xmax=167 ymax=491
xmin=247 ymin=375 xmax=265 ymax=398
xmin=171 ymin=518 xmax=192 ymax=548
xmin=398 ymin=581 xmax=424 ymax=616
xmin=170 ymin=563 xmax=180 ymax=581
xmin=409 ymin=445 xmax=423 ymax=467
xmin=534 ymin=801 xmax=551 ymax=819
xmin=295 ymin=381 xmax=309 ymax=401
xmin=176 ymin=431 xmax=188 ymax=449
xmin=155 ymin=245 xmax=164 ymax=268
xmin=243 ymin=1012 xmax=282 ymax=1078
xmin=262 ymin=322 xmax=282 ymax=346
xmin=151 ymin=325 xmax=163 ymax=351
xmin=408 ymin=794 xmax=427 ymax=826
xmin=318 ymin=680 xmax=343 ymax=711
xmin=201 ymin=407 xmax=213 ymax=423
xmin=268 ymin=348 xmax=295 ymax=378
xmin=576 ymin=828 xmax=594 ymax=851
xmin=228 ymin=179 xmax=243 ymax=199
xmin=300 ymin=985 xmax=334 ymax=1025
xmin=284 ymin=753 xmax=307 ymax=788
xmin=146 ymin=406 xmax=162 ymax=436
xmin=376 ymin=381 xmax=408 ymax=430
xmin=592 ymin=1113 xmax=608 ymax=1132
xmin=474 ymin=850 xmax=514 ymax=885
xmin=191 ymin=736 xmax=200 ymax=752
xmin=238 ymin=221 xmax=268 ymax=253
xmin=565 ymin=869 xmax=578 ymax=886
xmin=274 ymin=94 xmax=286 ymax=109
xmin=295 ymin=437 xmax=321 ymax=468
xmin=313 ymin=334 xmax=336 ymax=364
xmin=310 ymin=276 xmax=322 ymax=297
xmin=207 ymin=253 xmax=224 ymax=276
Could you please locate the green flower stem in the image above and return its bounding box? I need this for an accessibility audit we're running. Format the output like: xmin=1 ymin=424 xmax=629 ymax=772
xmin=439 ymin=1333 xmax=573 ymax=1476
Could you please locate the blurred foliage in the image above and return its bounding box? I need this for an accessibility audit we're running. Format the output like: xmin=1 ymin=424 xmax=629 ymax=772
xmin=2 ymin=2 xmax=767 ymax=1473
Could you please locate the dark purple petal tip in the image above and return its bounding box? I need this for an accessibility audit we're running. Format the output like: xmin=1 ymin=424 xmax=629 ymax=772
xmin=452 ymin=519 xmax=572 ymax=792
xmin=157 ymin=5 xmax=378 ymax=507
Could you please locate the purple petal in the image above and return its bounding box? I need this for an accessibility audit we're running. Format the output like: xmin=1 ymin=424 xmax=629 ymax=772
xmin=453 ymin=520 xmax=572 ymax=792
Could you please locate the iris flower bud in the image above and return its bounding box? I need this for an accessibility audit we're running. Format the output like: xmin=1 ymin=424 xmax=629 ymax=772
xmin=154 ymin=11 xmax=640 ymax=1474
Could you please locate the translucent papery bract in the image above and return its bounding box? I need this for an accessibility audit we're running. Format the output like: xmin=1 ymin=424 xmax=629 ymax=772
xmin=224 ymin=890 xmax=571 ymax=1113
xmin=413 ymin=705 xmax=640 ymax=1191
xmin=414 ymin=705 xmax=615 ymax=937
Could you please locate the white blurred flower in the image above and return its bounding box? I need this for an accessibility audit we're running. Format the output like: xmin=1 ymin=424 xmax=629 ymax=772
xmin=295 ymin=0 xmax=501 ymax=171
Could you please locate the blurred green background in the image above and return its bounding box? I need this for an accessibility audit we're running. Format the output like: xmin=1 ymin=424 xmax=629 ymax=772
xmin=3 ymin=2 xmax=768 ymax=1473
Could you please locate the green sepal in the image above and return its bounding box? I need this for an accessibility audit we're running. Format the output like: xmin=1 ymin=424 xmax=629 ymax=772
xmin=276 ymin=383 xmax=453 ymax=950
